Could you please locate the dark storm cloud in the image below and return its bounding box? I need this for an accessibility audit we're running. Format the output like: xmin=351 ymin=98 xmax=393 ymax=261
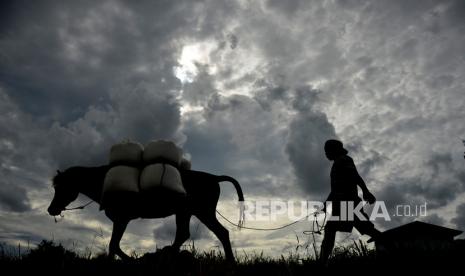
xmin=0 ymin=1 xmax=111 ymax=122
xmin=423 ymin=213 xmax=446 ymax=227
xmin=182 ymin=117 xmax=238 ymax=175
xmin=285 ymin=86 xmax=337 ymax=199
xmin=182 ymin=90 xmax=301 ymax=199
xmin=425 ymin=153 xmax=465 ymax=195
xmin=374 ymin=150 xmax=465 ymax=229
xmin=0 ymin=0 xmax=211 ymax=169
xmin=0 ymin=0 xmax=206 ymax=124
xmin=0 ymin=90 xmax=51 ymax=211
xmin=0 ymin=182 xmax=30 ymax=212
xmin=378 ymin=152 xmax=465 ymax=212
xmin=48 ymin=85 xmax=182 ymax=169
xmin=182 ymin=94 xmax=246 ymax=174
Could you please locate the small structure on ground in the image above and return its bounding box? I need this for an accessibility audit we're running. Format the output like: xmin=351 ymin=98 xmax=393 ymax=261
xmin=375 ymin=221 xmax=462 ymax=253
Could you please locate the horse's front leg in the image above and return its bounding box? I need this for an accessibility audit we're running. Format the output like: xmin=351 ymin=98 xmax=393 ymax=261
xmin=109 ymin=220 xmax=131 ymax=260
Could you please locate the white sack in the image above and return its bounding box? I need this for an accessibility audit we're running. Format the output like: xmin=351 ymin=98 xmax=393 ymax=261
xmin=143 ymin=140 xmax=182 ymax=166
xmin=103 ymin=166 xmax=140 ymax=193
xmin=140 ymin=164 xmax=186 ymax=194
xmin=109 ymin=141 xmax=144 ymax=166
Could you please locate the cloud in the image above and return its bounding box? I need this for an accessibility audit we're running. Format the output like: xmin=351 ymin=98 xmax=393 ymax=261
xmin=48 ymin=85 xmax=182 ymax=169
xmin=0 ymin=183 xmax=30 ymax=212
xmin=378 ymin=152 xmax=465 ymax=209
xmin=452 ymin=203 xmax=465 ymax=231
xmin=0 ymin=89 xmax=52 ymax=212
xmin=182 ymin=92 xmax=297 ymax=198
xmin=423 ymin=213 xmax=446 ymax=227
xmin=284 ymin=86 xmax=337 ymax=199
xmin=181 ymin=65 xmax=218 ymax=105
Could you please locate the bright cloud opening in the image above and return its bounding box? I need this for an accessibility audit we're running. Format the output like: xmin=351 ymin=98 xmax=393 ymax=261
xmin=174 ymin=42 xmax=216 ymax=83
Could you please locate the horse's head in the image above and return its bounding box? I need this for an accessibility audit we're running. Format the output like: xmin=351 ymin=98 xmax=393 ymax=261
xmin=47 ymin=169 xmax=79 ymax=216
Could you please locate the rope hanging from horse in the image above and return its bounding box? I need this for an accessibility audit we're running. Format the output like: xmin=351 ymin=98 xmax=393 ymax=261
xmin=215 ymin=209 xmax=326 ymax=234
xmin=215 ymin=209 xmax=327 ymax=256
xmin=53 ymin=200 xmax=94 ymax=223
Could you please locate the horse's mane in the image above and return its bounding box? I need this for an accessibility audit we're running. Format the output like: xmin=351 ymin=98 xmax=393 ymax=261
xmin=52 ymin=165 xmax=110 ymax=187
xmin=52 ymin=171 xmax=64 ymax=187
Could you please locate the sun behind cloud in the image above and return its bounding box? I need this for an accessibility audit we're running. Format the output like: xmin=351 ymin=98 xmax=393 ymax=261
xmin=174 ymin=42 xmax=217 ymax=84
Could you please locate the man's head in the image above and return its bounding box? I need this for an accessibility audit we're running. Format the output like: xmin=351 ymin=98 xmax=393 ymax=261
xmin=324 ymin=139 xmax=348 ymax=160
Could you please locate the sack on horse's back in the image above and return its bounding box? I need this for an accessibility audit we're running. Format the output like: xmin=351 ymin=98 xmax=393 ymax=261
xmin=140 ymin=164 xmax=187 ymax=195
xmin=143 ymin=140 xmax=182 ymax=167
xmin=109 ymin=141 xmax=144 ymax=166
xmin=101 ymin=166 xmax=140 ymax=209
xmin=141 ymin=140 xmax=186 ymax=195
xmin=101 ymin=139 xmax=187 ymax=210
xmin=103 ymin=166 xmax=140 ymax=193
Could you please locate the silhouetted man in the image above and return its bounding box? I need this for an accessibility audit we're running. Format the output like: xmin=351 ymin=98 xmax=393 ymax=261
xmin=320 ymin=139 xmax=381 ymax=264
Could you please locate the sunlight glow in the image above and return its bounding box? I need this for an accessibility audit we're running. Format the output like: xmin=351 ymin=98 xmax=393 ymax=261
xmin=174 ymin=42 xmax=216 ymax=83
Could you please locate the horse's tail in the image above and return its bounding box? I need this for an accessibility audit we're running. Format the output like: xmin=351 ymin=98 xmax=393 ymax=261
xmin=217 ymin=175 xmax=245 ymax=228
xmin=217 ymin=175 xmax=244 ymax=202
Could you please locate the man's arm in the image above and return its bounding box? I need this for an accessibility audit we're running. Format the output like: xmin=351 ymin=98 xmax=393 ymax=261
xmin=353 ymin=170 xmax=368 ymax=193
xmin=343 ymin=158 xmax=376 ymax=204
xmin=354 ymin=171 xmax=376 ymax=204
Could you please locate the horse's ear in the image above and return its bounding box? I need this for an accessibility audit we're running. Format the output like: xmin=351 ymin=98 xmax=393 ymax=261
xmin=57 ymin=170 xmax=61 ymax=174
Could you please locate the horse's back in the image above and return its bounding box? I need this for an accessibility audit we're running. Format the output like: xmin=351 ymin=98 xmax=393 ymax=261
xmin=180 ymin=169 xmax=219 ymax=191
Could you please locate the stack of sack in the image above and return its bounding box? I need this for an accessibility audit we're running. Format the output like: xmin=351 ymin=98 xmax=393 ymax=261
xmin=101 ymin=140 xmax=191 ymax=209
xmin=140 ymin=140 xmax=186 ymax=194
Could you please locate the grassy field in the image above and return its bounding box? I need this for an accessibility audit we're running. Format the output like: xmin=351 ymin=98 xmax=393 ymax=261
xmin=1 ymin=239 xmax=462 ymax=275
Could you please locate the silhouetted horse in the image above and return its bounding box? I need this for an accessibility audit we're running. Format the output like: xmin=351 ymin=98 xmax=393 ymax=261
xmin=47 ymin=165 xmax=244 ymax=261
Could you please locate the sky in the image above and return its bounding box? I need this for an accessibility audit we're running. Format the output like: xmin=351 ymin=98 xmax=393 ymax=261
xmin=1 ymin=0 xmax=465 ymax=257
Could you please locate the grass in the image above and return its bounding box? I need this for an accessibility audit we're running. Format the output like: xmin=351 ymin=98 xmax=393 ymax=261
xmin=0 ymin=239 xmax=462 ymax=275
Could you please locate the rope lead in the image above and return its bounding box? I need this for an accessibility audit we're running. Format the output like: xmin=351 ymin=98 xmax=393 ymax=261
xmin=216 ymin=209 xmax=326 ymax=233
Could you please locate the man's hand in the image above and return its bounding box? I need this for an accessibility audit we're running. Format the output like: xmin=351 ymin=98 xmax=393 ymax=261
xmin=363 ymin=191 xmax=376 ymax=204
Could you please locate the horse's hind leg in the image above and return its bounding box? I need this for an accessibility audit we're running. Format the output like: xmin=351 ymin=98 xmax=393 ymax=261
xmin=172 ymin=212 xmax=192 ymax=250
xmin=109 ymin=220 xmax=131 ymax=260
xmin=197 ymin=212 xmax=234 ymax=262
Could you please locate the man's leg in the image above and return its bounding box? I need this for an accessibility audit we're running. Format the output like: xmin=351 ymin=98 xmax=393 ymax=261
xmin=354 ymin=209 xmax=381 ymax=239
xmin=360 ymin=225 xmax=381 ymax=244
xmin=320 ymin=225 xmax=336 ymax=264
